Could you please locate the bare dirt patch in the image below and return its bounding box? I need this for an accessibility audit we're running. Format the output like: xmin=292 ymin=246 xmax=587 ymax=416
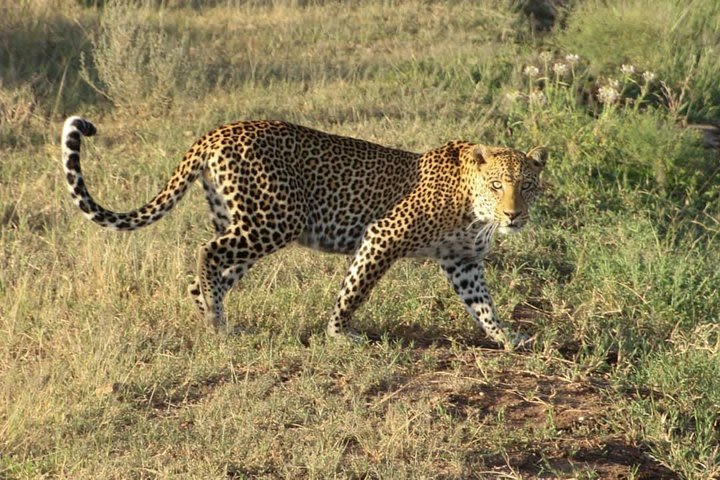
xmin=368 ymin=349 xmax=677 ymax=479
xmin=483 ymin=437 xmax=677 ymax=479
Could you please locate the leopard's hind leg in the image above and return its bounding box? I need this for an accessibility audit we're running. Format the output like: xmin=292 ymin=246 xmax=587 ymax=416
xmin=188 ymin=265 xmax=246 ymax=325
xmin=193 ymin=165 xmax=306 ymax=331
xmin=195 ymin=238 xmax=255 ymax=331
xmin=188 ymin=176 xmax=237 ymax=321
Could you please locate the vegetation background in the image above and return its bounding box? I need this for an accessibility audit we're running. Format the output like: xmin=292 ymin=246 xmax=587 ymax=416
xmin=1 ymin=0 xmax=719 ymax=478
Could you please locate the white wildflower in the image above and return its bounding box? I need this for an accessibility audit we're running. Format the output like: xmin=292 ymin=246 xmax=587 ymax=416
xmin=607 ymin=77 xmax=621 ymax=90
xmin=643 ymin=70 xmax=656 ymax=83
xmin=598 ymin=85 xmax=620 ymax=104
xmin=539 ymin=51 xmax=553 ymax=63
xmin=565 ymin=53 xmax=580 ymax=64
xmin=552 ymin=62 xmax=568 ymax=76
xmin=620 ymin=64 xmax=636 ymax=75
xmin=529 ymin=90 xmax=547 ymax=105
xmin=524 ymin=65 xmax=540 ymax=77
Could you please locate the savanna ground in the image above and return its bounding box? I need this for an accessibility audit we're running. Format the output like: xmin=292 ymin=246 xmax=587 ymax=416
xmin=2 ymin=0 xmax=720 ymax=478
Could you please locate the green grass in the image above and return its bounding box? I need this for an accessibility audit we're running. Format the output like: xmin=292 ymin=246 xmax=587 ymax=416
xmin=1 ymin=0 xmax=719 ymax=478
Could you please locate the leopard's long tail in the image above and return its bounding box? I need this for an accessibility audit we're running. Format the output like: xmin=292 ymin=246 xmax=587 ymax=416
xmin=61 ymin=116 xmax=203 ymax=231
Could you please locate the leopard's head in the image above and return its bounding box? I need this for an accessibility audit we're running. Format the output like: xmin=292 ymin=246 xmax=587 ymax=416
xmin=469 ymin=144 xmax=547 ymax=235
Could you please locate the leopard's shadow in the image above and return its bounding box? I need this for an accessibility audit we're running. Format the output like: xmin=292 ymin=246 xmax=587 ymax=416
xmin=296 ymin=323 xmax=502 ymax=350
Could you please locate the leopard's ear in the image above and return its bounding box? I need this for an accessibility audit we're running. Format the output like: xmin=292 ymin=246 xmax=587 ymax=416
xmin=526 ymin=146 xmax=548 ymax=169
xmin=473 ymin=144 xmax=492 ymax=165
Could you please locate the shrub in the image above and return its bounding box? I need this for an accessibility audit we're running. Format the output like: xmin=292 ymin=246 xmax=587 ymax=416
xmin=80 ymin=0 xmax=199 ymax=114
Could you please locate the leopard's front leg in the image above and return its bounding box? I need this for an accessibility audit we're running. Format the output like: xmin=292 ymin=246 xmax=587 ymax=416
xmin=327 ymin=225 xmax=405 ymax=342
xmin=438 ymin=256 xmax=529 ymax=350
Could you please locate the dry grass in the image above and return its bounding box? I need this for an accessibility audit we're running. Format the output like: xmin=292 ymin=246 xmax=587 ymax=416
xmin=1 ymin=1 xmax=719 ymax=478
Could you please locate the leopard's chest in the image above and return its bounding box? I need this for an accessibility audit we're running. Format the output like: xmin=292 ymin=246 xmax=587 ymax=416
xmin=411 ymin=223 xmax=495 ymax=261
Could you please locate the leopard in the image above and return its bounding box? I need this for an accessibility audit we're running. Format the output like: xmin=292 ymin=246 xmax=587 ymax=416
xmin=61 ymin=116 xmax=547 ymax=349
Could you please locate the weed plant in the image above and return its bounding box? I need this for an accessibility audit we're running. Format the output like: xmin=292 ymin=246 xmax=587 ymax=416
xmin=1 ymin=0 xmax=719 ymax=478
xmin=80 ymin=0 xmax=202 ymax=114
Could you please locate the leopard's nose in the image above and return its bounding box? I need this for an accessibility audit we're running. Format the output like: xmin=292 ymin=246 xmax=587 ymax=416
xmin=504 ymin=210 xmax=522 ymax=221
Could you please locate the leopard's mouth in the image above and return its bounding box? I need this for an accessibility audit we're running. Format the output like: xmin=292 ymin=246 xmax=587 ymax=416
xmin=498 ymin=222 xmax=523 ymax=235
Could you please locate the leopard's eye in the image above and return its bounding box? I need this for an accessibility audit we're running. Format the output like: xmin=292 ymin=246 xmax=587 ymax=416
xmin=521 ymin=181 xmax=533 ymax=190
xmin=490 ymin=181 xmax=502 ymax=190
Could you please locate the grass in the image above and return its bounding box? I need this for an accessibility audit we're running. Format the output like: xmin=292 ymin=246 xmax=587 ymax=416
xmin=1 ymin=0 xmax=719 ymax=478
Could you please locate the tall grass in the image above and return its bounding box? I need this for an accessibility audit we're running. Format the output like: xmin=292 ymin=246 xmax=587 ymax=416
xmin=0 ymin=1 xmax=94 ymax=145
xmin=555 ymin=0 xmax=720 ymax=122
xmin=1 ymin=0 xmax=719 ymax=478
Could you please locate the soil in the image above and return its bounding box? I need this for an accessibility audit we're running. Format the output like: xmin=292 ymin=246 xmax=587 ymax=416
xmin=369 ymin=346 xmax=677 ymax=479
